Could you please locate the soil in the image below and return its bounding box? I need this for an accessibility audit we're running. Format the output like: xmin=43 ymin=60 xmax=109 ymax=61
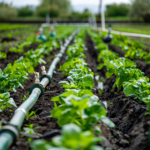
xmin=85 ymin=33 xmax=150 ymax=150
xmin=8 ymin=48 xmax=67 ymax=150
xmin=1 ymin=37 xmax=16 ymax=43
xmin=1 ymin=31 xmax=150 ymax=150
xmin=0 ymin=43 xmax=39 ymax=70
xmin=0 ymin=37 xmax=73 ymax=149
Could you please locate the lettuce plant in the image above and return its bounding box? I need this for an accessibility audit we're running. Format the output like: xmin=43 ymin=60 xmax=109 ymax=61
xmin=51 ymin=90 xmax=115 ymax=130
xmin=0 ymin=52 xmax=7 ymax=59
xmin=24 ymin=49 xmax=46 ymax=67
xmin=31 ymin=124 xmax=104 ymax=150
xmin=1 ymin=57 xmax=34 ymax=92
xmin=0 ymin=92 xmax=16 ymax=112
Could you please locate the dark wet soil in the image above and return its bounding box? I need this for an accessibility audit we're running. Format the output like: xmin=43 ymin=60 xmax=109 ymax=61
xmin=1 ymin=32 xmax=150 ymax=150
xmin=85 ymin=33 xmax=150 ymax=150
xmin=0 ymin=38 xmax=73 ymax=150
xmin=8 ymin=48 xmax=67 ymax=150
xmin=1 ymin=37 xmax=16 ymax=43
xmin=0 ymin=43 xmax=39 ymax=70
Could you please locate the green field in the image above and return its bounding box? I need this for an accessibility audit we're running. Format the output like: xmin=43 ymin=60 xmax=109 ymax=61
xmin=111 ymin=24 xmax=150 ymax=35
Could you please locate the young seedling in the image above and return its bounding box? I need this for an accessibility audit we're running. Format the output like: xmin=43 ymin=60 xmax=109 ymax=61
xmin=26 ymin=110 xmax=37 ymax=121
xmin=23 ymin=124 xmax=41 ymax=143
xmin=21 ymin=92 xmax=29 ymax=102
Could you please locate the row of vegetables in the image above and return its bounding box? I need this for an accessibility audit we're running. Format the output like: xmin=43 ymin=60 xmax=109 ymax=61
xmin=2 ymin=25 xmax=150 ymax=149
xmin=0 ymin=24 xmax=34 ymax=31
xmin=88 ymin=29 xmax=150 ymax=113
xmin=0 ymin=26 xmax=76 ymax=112
xmin=0 ymin=26 xmax=77 ymax=58
xmin=110 ymin=32 xmax=150 ymax=63
xmin=30 ymin=28 xmax=115 ymax=150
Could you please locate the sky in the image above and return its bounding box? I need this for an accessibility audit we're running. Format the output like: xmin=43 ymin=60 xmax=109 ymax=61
xmin=2 ymin=0 xmax=131 ymax=13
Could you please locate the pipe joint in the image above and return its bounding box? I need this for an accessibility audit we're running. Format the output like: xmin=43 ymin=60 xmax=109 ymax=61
xmin=40 ymin=75 xmax=51 ymax=86
xmin=29 ymin=84 xmax=44 ymax=96
xmin=0 ymin=125 xmax=19 ymax=144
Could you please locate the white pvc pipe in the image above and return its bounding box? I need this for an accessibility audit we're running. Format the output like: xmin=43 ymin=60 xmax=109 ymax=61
xmin=101 ymin=4 xmax=105 ymax=31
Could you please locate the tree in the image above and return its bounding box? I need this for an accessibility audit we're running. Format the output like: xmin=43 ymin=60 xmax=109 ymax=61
xmin=0 ymin=2 xmax=18 ymax=20
xmin=106 ymin=3 xmax=130 ymax=17
xmin=67 ymin=9 xmax=91 ymax=20
xmin=37 ymin=0 xmax=71 ymax=18
xmin=18 ymin=6 xmax=34 ymax=17
xmin=129 ymin=0 xmax=150 ymax=22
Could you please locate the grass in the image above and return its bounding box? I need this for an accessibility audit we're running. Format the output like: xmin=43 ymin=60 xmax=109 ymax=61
xmin=111 ymin=23 xmax=150 ymax=35
xmin=105 ymin=16 xmax=143 ymax=21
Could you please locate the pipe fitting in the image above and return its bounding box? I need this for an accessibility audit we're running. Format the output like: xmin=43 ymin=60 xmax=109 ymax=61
xmin=0 ymin=125 xmax=19 ymax=144
xmin=34 ymin=72 xmax=40 ymax=84
xmin=41 ymin=66 xmax=47 ymax=75
xmin=40 ymin=75 xmax=51 ymax=86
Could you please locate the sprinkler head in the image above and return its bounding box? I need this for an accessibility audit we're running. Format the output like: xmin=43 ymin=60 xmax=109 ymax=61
xmin=103 ymin=25 xmax=113 ymax=43
xmin=103 ymin=34 xmax=113 ymax=43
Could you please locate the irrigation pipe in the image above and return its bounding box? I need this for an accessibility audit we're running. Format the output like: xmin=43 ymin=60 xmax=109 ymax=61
xmin=94 ymin=27 xmax=150 ymax=38
xmin=0 ymin=28 xmax=79 ymax=150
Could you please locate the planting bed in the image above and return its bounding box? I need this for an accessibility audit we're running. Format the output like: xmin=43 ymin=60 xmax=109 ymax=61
xmin=8 ymin=48 xmax=67 ymax=150
xmin=1 ymin=26 xmax=150 ymax=150
xmin=86 ymin=33 xmax=150 ymax=150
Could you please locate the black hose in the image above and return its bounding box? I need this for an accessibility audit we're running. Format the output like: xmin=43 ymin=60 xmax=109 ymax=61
xmin=20 ymin=129 xmax=61 ymax=139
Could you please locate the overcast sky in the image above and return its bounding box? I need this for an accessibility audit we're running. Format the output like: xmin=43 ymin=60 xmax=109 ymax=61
xmin=2 ymin=0 xmax=131 ymax=13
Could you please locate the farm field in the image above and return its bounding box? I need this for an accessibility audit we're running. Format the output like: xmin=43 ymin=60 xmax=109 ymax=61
xmin=111 ymin=24 xmax=150 ymax=35
xmin=0 ymin=23 xmax=150 ymax=150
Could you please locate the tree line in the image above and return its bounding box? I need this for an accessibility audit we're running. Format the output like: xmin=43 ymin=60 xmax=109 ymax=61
xmin=0 ymin=0 xmax=150 ymax=22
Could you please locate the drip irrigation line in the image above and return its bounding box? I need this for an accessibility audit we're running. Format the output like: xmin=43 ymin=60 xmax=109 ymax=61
xmin=94 ymin=27 xmax=150 ymax=38
xmin=0 ymin=28 xmax=79 ymax=150
xmin=52 ymin=78 xmax=60 ymax=82
xmin=43 ymin=93 xmax=61 ymax=96
xmin=20 ymin=129 xmax=61 ymax=139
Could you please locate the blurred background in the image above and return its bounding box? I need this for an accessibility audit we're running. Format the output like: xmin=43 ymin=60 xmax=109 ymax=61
xmin=0 ymin=0 xmax=148 ymax=23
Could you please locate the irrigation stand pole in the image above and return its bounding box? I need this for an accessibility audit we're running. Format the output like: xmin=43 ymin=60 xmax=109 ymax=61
xmin=101 ymin=0 xmax=105 ymax=31
xmin=99 ymin=0 xmax=105 ymax=31
xmin=0 ymin=29 xmax=79 ymax=150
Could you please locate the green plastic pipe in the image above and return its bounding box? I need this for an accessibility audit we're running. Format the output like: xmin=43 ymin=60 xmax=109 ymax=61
xmin=0 ymin=29 xmax=79 ymax=150
xmin=9 ymin=88 xmax=41 ymax=129
xmin=0 ymin=133 xmax=13 ymax=150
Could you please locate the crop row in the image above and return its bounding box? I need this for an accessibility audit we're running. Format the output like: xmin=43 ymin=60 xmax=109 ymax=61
xmin=0 ymin=27 xmax=76 ymax=112
xmin=0 ymin=26 xmax=77 ymax=59
xmin=108 ymin=32 xmax=150 ymax=63
xmin=30 ymin=28 xmax=115 ymax=150
xmin=0 ymin=24 xmax=35 ymax=31
xmin=89 ymin=29 xmax=150 ymax=113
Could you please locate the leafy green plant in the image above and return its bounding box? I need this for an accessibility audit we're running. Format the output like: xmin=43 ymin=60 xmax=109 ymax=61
xmin=123 ymin=77 xmax=150 ymax=103
xmin=23 ymin=124 xmax=40 ymax=143
xmin=31 ymin=124 xmax=104 ymax=150
xmin=0 ymin=57 xmax=34 ymax=92
xmin=0 ymin=92 xmax=16 ymax=112
xmin=24 ymin=49 xmax=46 ymax=67
xmin=97 ymin=50 xmax=118 ymax=70
xmin=106 ymin=58 xmax=144 ymax=90
xmin=90 ymin=30 xmax=150 ymax=114
xmin=51 ymin=89 xmax=115 ymax=130
xmin=26 ymin=110 xmax=37 ymax=121
xmin=21 ymin=92 xmax=29 ymax=101
xmin=0 ymin=52 xmax=7 ymax=59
